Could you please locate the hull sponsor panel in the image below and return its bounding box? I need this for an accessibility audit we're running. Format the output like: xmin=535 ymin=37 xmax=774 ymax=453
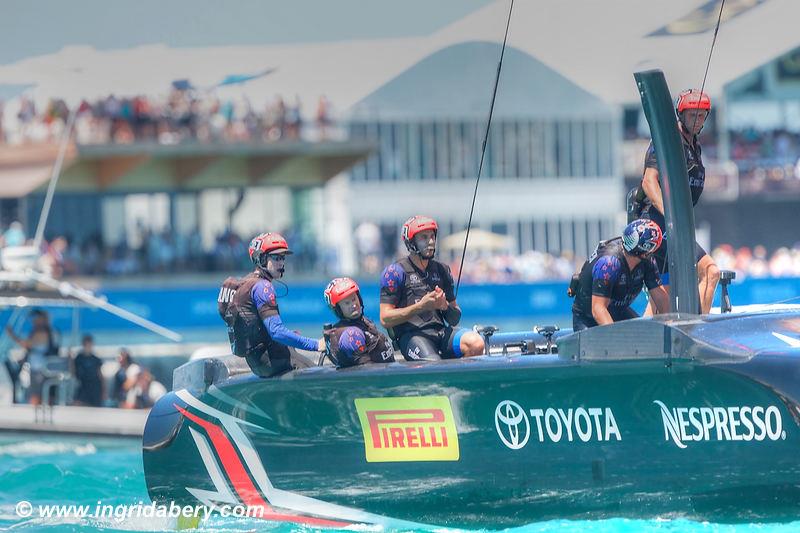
xmin=654 ymin=400 xmax=787 ymax=449
xmin=355 ymin=396 xmax=459 ymax=462
xmin=495 ymin=400 xmax=621 ymax=449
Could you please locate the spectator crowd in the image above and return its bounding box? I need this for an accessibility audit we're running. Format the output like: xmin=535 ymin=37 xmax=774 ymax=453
xmin=0 ymin=89 xmax=335 ymax=146
xmin=5 ymin=218 xmax=800 ymax=282
xmin=0 ymin=221 xmax=322 ymax=278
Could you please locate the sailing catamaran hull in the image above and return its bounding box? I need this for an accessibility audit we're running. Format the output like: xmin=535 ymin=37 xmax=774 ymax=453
xmin=142 ymin=311 xmax=800 ymax=528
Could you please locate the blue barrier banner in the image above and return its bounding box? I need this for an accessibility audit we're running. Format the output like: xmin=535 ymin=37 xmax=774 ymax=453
xmin=3 ymin=278 xmax=797 ymax=334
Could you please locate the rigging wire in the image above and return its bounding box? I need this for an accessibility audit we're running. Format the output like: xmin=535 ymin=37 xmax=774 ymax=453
xmin=455 ymin=0 xmax=515 ymax=297
xmin=689 ymin=0 xmax=726 ymax=134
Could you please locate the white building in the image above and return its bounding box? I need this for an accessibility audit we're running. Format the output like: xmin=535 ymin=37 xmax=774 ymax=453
xmin=345 ymin=41 xmax=621 ymax=260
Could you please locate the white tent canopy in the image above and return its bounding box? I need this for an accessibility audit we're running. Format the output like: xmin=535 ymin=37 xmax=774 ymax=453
xmin=441 ymin=229 xmax=512 ymax=253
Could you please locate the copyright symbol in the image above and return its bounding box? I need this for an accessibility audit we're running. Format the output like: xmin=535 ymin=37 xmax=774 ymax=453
xmin=15 ymin=500 xmax=32 ymax=518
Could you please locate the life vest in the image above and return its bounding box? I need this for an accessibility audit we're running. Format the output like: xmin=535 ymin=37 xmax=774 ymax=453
xmin=571 ymin=237 xmax=654 ymax=318
xmin=389 ymin=256 xmax=451 ymax=340
xmin=217 ymin=273 xmax=272 ymax=357
xmin=324 ymin=316 xmax=394 ymax=368
xmin=629 ymin=135 xmax=705 ymax=222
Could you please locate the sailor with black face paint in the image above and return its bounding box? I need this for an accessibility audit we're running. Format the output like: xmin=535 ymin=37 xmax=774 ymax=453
xmin=217 ymin=232 xmax=324 ymax=377
xmin=379 ymin=215 xmax=485 ymax=361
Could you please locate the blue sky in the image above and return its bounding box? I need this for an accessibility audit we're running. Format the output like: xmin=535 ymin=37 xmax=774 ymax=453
xmin=0 ymin=0 xmax=491 ymax=65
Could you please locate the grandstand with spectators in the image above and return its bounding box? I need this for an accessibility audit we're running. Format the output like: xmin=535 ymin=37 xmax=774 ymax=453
xmin=2 ymin=0 xmax=800 ymax=280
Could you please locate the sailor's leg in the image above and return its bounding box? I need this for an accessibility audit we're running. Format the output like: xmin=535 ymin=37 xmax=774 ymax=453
xmin=572 ymin=312 xmax=597 ymax=331
xmin=459 ymin=331 xmax=485 ymax=357
xmin=399 ymin=332 xmax=441 ymax=361
xmin=244 ymin=351 xmax=274 ymax=378
xmin=288 ymin=348 xmax=315 ymax=370
xmin=245 ymin=342 xmax=293 ymax=378
xmin=619 ymin=306 xmax=639 ymax=321
xmin=441 ymin=327 xmax=484 ymax=358
xmin=697 ymin=250 xmax=720 ymax=314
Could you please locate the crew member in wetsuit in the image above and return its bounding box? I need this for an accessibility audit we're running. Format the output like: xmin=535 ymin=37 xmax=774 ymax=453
xmin=571 ymin=219 xmax=670 ymax=331
xmin=323 ymin=277 xmax=395 ymax=368
xmin=379 ymin=215 xmax=484 ymax=360
xmin=628 ymin=89 xmax=720 ymax=314
xmin=218 ymin=232 xmax=323 ymax=377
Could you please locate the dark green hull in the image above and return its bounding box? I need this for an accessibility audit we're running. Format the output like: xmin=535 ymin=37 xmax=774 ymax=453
xmin=143 ymin=311 xmax=800 ymax=528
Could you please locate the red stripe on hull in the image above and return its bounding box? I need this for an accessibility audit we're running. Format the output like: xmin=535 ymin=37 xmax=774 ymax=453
xmin=175 ymin=403 xmax=349 ymax=528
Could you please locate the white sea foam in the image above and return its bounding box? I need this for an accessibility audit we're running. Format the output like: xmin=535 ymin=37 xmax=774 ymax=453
xmin=0 ymin=441 xmax=97 ymax=457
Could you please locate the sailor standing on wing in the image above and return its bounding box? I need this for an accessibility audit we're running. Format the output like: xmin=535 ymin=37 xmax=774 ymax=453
xmin=379 ymin=216 xmax=484 ymax=361
xmin=628 ymin=89 xmax=720 ymax=314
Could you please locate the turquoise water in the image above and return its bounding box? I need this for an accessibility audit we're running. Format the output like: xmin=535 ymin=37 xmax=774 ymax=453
xmin=1 ymin=433 xmax=799 ymax=532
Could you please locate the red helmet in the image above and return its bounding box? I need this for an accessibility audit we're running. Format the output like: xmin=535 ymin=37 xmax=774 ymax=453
xmin=324 ymin=277 xmax=363 ymax=318
xmin=249 ymin=232 xmax=292 ymax=267
xmin=676 ymin=89 xmax=711 ymax=114
xmin=401 ymin=215 xmax=438 ymax=255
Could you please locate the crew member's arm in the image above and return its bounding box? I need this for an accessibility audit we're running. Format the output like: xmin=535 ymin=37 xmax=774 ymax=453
xmin=253 ymin=280 xmax=323 ymax=351
xmin=591 ymin=295 xmax=614 ymax=326
xmin=378 ymin=263 xmax=442 ymax=329
xmin=443 ymin=302 xmax=462 ymax=326
xmin=649 ymin=286 xmax=670 ymax=314
xmin=263 ymin=315 xmax=321 ymax=351
xmin=590 ymin=255 xmax=622 ymax=326
xmin=440 ymin=264 xmax=462 ymax=326
xmin=641 ymin=168 xmax=665 ymax=215
xmin=644 ymin=257 xmax=670 ymax=314
xmin=641 ymin=143 xmax=665 ymax=215
xmin=380 ymin=294 xmax=440 ymax=329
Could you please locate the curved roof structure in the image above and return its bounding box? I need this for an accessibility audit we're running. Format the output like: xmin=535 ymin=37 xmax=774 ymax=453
xmin=353 ymin=42 xmax=612 ymax=120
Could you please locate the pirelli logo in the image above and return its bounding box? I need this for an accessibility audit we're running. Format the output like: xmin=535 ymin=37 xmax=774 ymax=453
xmin=354 ymin=396 xmax=459 ymax=462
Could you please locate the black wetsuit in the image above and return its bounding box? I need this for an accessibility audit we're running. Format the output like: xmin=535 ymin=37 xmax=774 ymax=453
xmin=218 ymin=273 xmax=313 ymax=377
xmin=629 ymin=132 xmax=707 ymax=276
xmin=572 ymin=238 xmax=662 ymax=331
xmin=379 ymin=257 xmax=466 ymax=361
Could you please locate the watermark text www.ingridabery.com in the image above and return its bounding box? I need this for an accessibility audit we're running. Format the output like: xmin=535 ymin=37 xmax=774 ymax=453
xmin=15 ymin=500 xmax=264 ymax=522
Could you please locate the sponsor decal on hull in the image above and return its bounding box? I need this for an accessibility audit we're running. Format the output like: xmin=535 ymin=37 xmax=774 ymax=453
xmin=653 ymin=400 xmax=787 ymax=449
xmin=495 ymin=400 xmax=621 ymax=450
xmin=354 ymin=396 xmax=459 ymax=462
xmin=171 ymin=390 xmax=428 ymax=529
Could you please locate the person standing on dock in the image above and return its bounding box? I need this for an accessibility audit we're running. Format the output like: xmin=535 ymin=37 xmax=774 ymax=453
xmin=570 ymin=219 xmax=670 ymax=331
xmin=218 ymin=232 xmax=323 ymax=377
xmin=628 ymin=89 xmax=720 ymax=314
xmin=379 ymin=216 xmax=484 ymax=360
xmin=113 ymin=348 xmax=135 ymax=407
xmin=72 ymin=334 xmax=104 ymax=407
xmin=323 ymin=277 xmax=394 ymax=368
